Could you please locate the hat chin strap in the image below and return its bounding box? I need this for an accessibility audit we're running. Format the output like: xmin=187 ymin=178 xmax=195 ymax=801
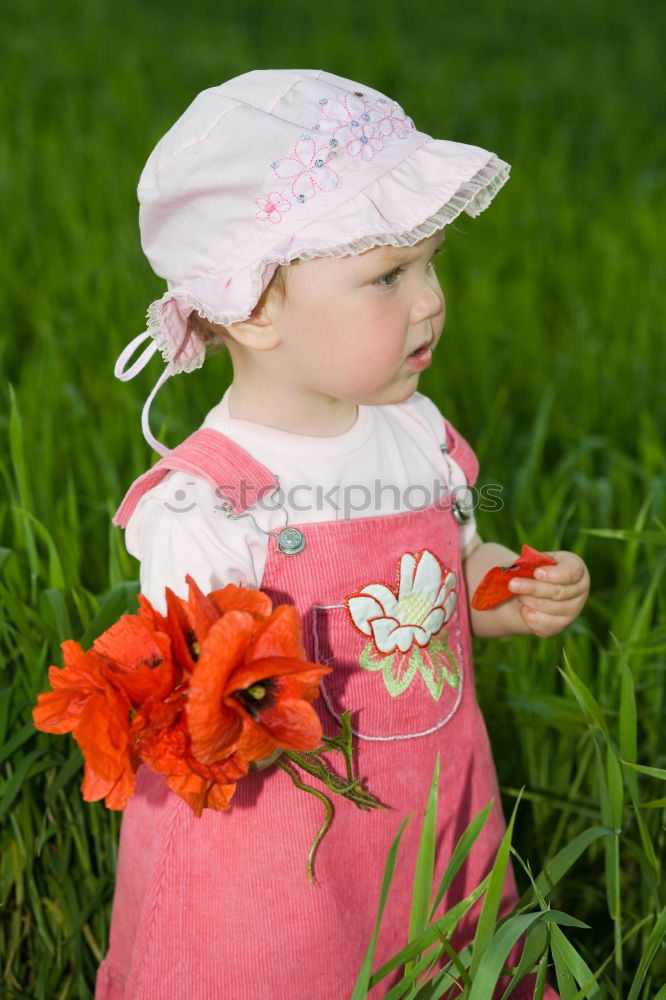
xmin=114 ymin=331 xmax=172 ymax=456
xmin=139 ymin=368 xmax=172 ymax=456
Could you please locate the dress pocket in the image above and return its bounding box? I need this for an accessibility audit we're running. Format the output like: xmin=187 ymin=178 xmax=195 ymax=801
xmin=313 ymin=550 xmax=466 ymax=741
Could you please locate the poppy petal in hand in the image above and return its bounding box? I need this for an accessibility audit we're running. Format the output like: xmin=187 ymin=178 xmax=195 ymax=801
xmin=471 ymin=545 xmax=557 ymax=611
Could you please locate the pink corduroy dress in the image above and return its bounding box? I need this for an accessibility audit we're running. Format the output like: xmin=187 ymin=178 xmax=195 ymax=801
xmin=96 ymin=422 xmax=556 ymax=1000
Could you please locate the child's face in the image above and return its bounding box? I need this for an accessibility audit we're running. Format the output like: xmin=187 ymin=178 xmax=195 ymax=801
xmin=263 ymin=231 xmax=445 ymax=410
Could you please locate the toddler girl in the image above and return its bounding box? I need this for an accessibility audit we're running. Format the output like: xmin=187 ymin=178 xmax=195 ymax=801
xmin=99 ymin=69 xmax=589 ymax=999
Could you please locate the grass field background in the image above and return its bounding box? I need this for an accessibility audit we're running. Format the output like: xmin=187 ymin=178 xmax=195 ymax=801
xmin=1 ymin=0 xmax=664 ymax=995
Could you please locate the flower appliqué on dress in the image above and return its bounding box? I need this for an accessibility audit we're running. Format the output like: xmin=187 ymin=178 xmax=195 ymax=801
xmin=255 ymin=92 xmax=415 ymax=222
xmin=345 ymin=550 xmax=460 ymax=701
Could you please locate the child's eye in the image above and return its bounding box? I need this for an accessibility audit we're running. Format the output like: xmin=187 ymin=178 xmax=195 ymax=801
xmin=373 ymin=266 xmax=404 ymax=288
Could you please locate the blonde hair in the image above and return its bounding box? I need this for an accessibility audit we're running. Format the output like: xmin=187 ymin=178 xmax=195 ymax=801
xmin=188 ymin=265 xmax=288 ymax=350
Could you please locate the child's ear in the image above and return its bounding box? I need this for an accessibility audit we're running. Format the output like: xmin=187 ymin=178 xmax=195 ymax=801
xmin=225 ymin=303 xmax=281 ymax=351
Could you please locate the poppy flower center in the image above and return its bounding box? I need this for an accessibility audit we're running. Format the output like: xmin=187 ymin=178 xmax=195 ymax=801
xmin=186 ymin=630 xmax=200 ymax=660
xmin=235 ymin=677 xmax=277 ymax=720
xmin=141 ymin=654 xmax=163 ymax=668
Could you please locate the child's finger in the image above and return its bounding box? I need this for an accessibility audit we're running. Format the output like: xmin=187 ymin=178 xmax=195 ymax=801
xmin=532 ymin=553 xmax=586 ymax=585
xmin=508 ymin=577 xmax=586 ymax=602
xmin=519 ymin=605 xmax=572 ymax=637
xmin=516 ymin=593 xmax=585 ymax=618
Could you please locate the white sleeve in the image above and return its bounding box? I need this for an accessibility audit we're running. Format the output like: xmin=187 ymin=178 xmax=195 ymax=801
xmin=124 ymin=470 xmax=269 ymax=613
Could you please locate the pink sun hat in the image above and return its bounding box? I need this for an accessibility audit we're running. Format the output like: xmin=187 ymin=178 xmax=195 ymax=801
xmin=115 ymin=69 xmax=510 ymax=453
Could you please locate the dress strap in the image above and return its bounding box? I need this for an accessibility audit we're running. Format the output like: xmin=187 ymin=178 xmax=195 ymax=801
xmin=442 ymin=419 xmax=479 ymax=487
xmin=112 ymin=428 xmax=278 ymax=528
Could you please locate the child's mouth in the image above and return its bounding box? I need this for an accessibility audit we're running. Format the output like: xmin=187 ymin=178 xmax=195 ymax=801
xmin=406 ymin=341 xmax=433 ymax=371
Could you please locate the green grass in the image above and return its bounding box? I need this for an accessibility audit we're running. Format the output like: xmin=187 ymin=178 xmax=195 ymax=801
xmin=1 ymin=0 xmax=665 ymax=995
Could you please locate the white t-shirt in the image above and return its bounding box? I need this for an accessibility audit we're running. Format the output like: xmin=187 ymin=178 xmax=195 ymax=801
xmin=125 ymin=391 xmax=477 ymax=611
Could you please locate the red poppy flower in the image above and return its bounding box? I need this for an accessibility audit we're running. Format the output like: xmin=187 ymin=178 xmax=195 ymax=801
xmin=471 ymin=545 xmax=558 ymax=611
xmin=187 ymin=604 xmax=331 ymax=765
xmin=136 ymin=710 xmax=250 ymax=816
xmin=32 ymin=641 xmax=136 ymax=808
xmin=92 ymin=614 xmax=178 ymax=705
xmin=159 ymin=578 xmax=273 ymax=659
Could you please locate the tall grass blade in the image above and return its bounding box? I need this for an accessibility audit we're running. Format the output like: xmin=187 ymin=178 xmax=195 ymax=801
xmin=428 ymin=801 xmax=492 ymax=919
xmin=583 ymin=529 xmax=666 ymax=544
xmin=615 ymin=637 xmax=637 ymax=764
xmin=350 ymin=816 xmax=410 ymax=1000
xmin=468 ymin=797 xmax=519 ymax=978
xmin=369 ymin=878 xmax=490 ymax=988
xmin=626 ymin=905 xmax=666 ymax=1000
xmin=0 ymin=721 xmax=35 ymax=767
xmin=410 ymin=942 xmax=470 ymax=1000
xmin=382 ymin=950 xmax=446 ymax=1000
xmin=622 ymin=761 xmax=666 ymax=781
xmin=605 ymin=745 xmax=623 ymax=898
xmin=7 ymin=387 xmax=38 ymax=589
xmin=550 ymin=923 xmax=600 ymax=999
xmin=560 ymin=656 xmax=609 ymax=737
xmin=0 ymin=749 xmax=48 ymax=820
xmin=471 ymin=911 xmax=591 ymax=1000
xmin=534 ymin=950 xmax=549 ymax=1000
xmin=41 ymin=588 xmax=73 ymax=643
xmin=408 ymin=755 xmax=440 ymax=950
xmin=518 ymin=827 xmax=613 ymax=905
xmin=43 ymin=749 xmax=85 ymax=809
xmin=79 ymin=581 xmax=140 ymax=647
xmin=499 ymin=920 xmax=548 ymax=1000
xmin=468 ymin=912 xmax=540 ymax=999
xmin=13 ymin=510 xmax=66 ymax=590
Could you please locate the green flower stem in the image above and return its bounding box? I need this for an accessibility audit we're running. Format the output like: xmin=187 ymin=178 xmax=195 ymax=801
xmin=283 ymin=749 xmax=382 ymax=811
xmin=324 ymin=710 xmax=355 ymax=784
xmin=276 ymin=758 xmax=333 ymax=884
xmin=283 ymin=712 xmax=384 ymax=812
xmin=277 ymin=713 xmax=384 ymax=881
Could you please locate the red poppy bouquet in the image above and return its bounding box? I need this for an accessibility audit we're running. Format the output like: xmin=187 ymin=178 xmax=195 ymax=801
xmin=33 ymin=577 xmax=343 ymax=819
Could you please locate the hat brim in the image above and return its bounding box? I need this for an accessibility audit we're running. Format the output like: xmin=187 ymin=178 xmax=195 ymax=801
xmin=148 ymin=140 xmax=509 ymax=374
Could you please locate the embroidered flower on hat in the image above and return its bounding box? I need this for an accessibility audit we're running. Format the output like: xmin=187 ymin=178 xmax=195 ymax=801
xmin=376 ymin=100 xmax=415 ymax=140
xmin=347 ymin=124 xmax=384 ymax=161
xmin=272 ymin=134 xmax=341 ymax=203
xmin=255 ymin=90 xmax=415 ymax=222
xmin=315 ymin=91 xmax=375 ymax=145
xmin=316 ymin=92 xmax=414 ymax=158
xmin=255 ymin=192 xmax=291 ymax=224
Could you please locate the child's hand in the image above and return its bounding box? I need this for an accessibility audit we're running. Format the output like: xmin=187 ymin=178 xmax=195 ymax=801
xmin=507 ymin=551 xmax=590 ymax=638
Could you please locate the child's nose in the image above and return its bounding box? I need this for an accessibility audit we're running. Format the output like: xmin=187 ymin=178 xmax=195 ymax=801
xmin=411 ymin=278 xmax=444 ymax=325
